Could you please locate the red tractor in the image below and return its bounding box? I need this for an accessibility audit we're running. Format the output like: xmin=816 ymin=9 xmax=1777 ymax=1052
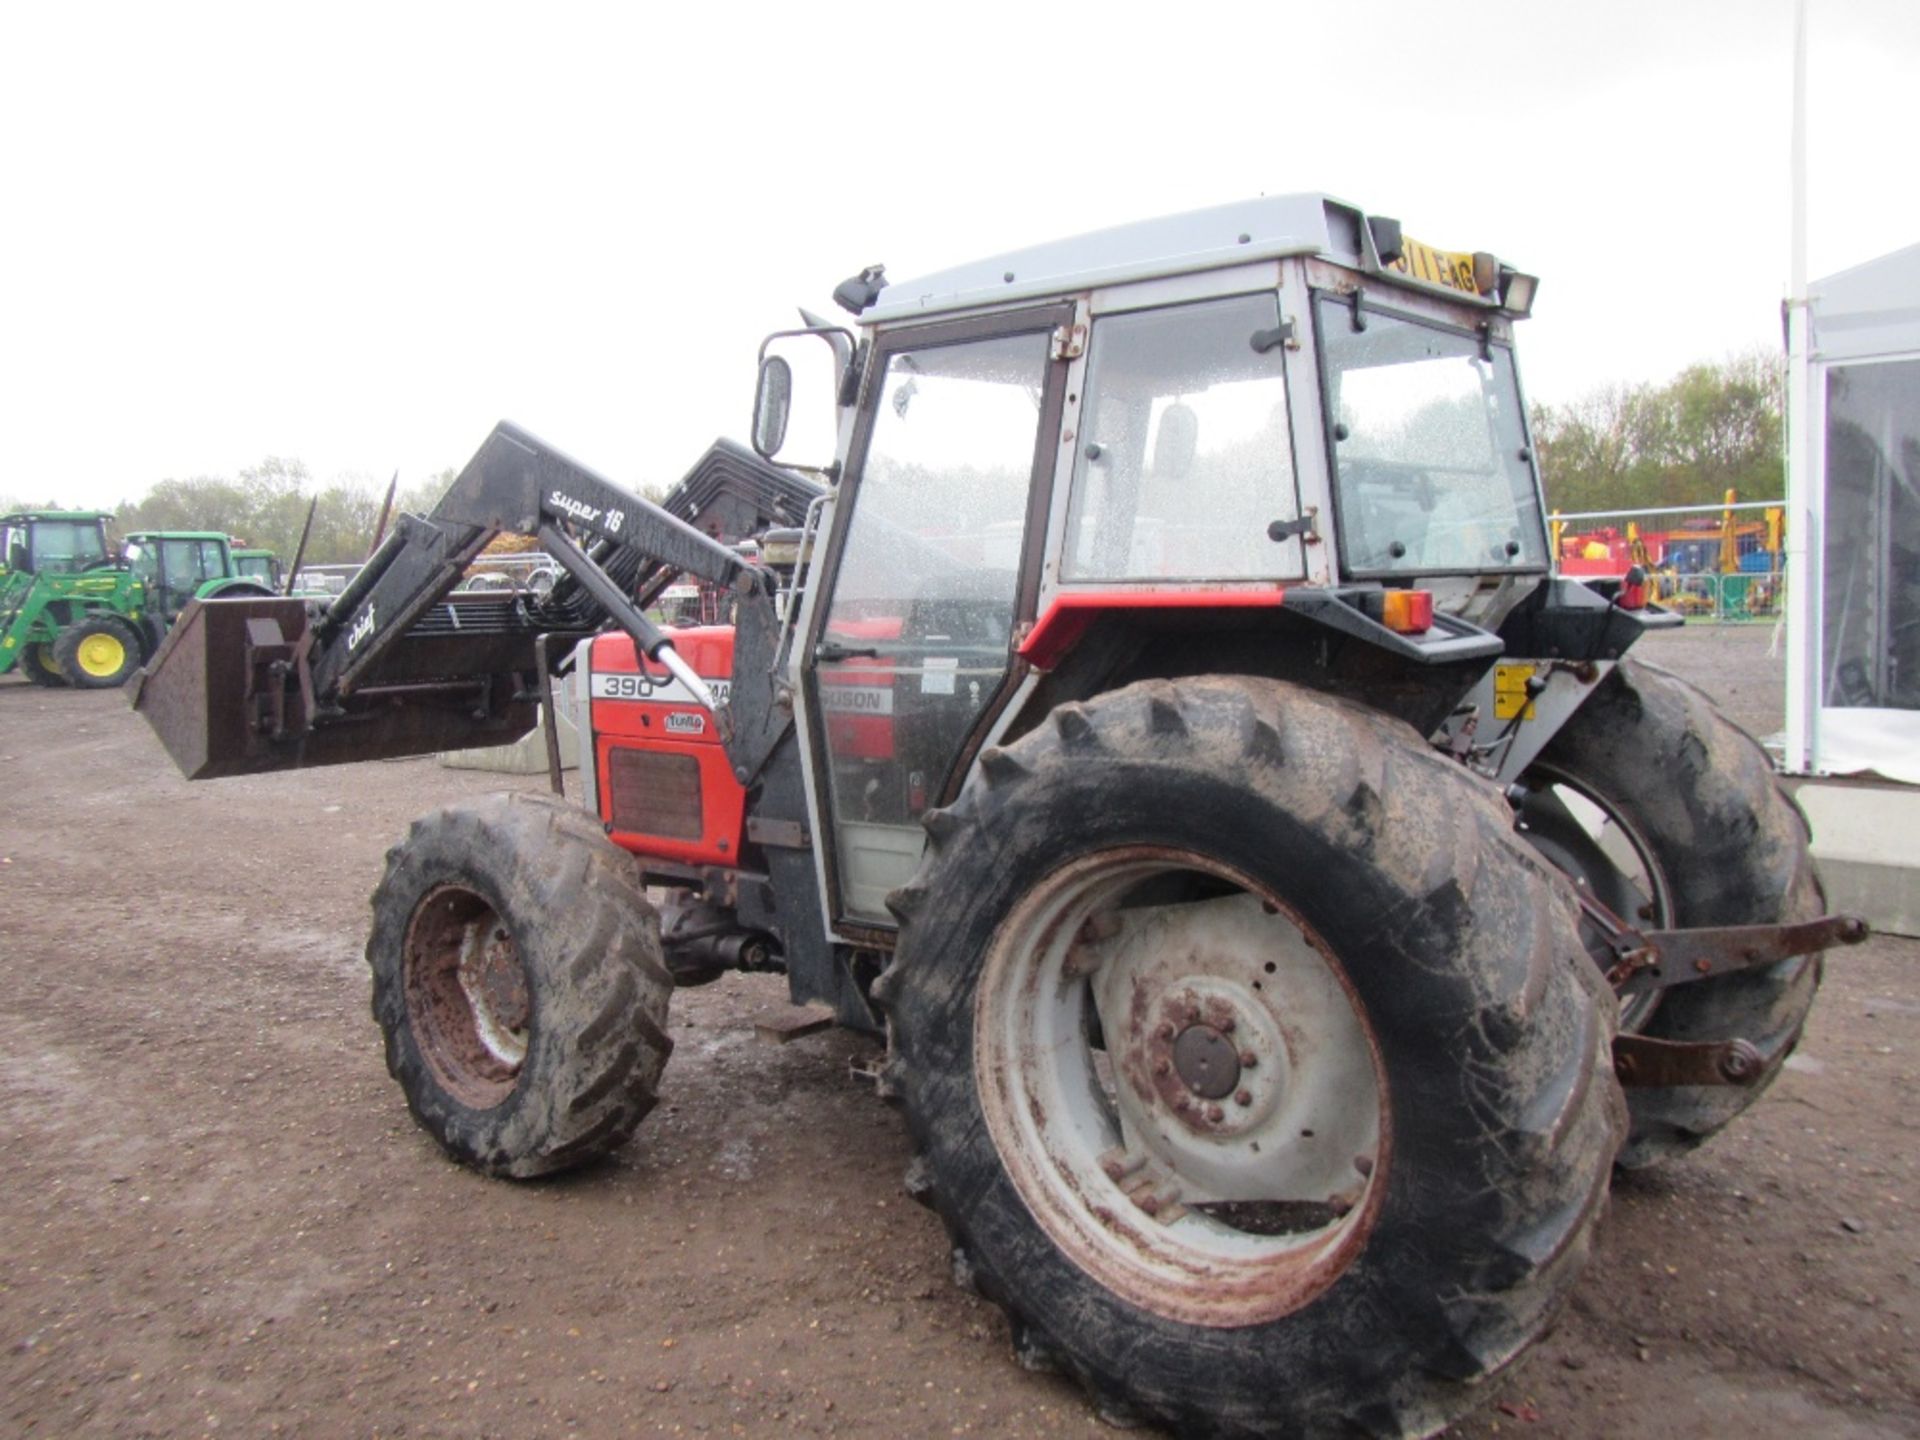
xmin=136 ymin=196 xmax=1860 ymax=1438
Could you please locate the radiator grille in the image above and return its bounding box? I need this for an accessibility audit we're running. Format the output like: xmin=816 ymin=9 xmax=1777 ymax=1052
xmin=606 ymin=748 xmax=704 ymax=840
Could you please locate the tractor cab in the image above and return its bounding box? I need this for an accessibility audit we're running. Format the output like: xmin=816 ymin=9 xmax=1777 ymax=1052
xmin=1 ymin=511 xmax=112 ymax=577
xmin=757 ymin=195 xmax=1557 ymax=929
xmin=120 ymin=530 xmax=270 ymax=626
xmin=230 ymin=547 xmax=283 ymax=590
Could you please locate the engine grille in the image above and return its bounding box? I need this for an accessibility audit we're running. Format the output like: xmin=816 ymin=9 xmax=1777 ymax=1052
xmin=607 ymin=748 xmax=704 ymax=840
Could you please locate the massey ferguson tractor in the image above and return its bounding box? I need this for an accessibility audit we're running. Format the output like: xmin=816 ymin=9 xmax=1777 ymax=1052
xmin=134 ymin=195 xmax=1862 ymax=1438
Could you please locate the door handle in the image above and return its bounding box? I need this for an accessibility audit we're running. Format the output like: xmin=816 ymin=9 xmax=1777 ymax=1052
xmin=816 ymin=640 xmax=880 ymax=662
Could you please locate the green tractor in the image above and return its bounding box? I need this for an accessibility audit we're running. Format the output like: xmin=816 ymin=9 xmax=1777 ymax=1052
xmin=1 ymin=515 xmax=277 ymax=688
xmin=230 ymin=546 xmax=284 ymax=590
xmin=0 ymin=510 xmax=145 ymax=687
xmin=112 ymin=531 xmax=280 ymax=675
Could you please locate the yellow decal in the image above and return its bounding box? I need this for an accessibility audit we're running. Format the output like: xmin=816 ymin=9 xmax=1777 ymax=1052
xmin=1493 ymin=664 xmax=1536 ymax=721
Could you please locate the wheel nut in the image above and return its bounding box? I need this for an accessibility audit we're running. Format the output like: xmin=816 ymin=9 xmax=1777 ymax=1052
xmin=1157 ymin=1023 xmax=1176 ymax=1042
xmin=1154 ymin=1059 xmax=1171 ymax=1077
xmin=1235 ymin=1089 xmax=1252 ymax=1107
xmin=1218 ymin=1017 xmax=1235 ymax=1034
xmin=1239 ymin=1050 xmax=1258 ymax=1069
xmin=1205 ymin=1104 xmax=1225 ymax=1123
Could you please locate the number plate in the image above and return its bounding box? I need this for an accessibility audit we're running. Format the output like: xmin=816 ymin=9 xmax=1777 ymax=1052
xmin=1389 ymin=237 xmax=1483 ymax=297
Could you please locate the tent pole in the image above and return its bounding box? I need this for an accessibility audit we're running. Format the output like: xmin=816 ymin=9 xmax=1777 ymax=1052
xmin=1783 ymin=0 xmax=1819 ymax=775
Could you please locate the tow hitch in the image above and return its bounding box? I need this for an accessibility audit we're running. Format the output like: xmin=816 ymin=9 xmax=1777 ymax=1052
xmin=1607 ymin=913 xmax=1869 ymax=996
xmin=1612 ymin=1035 xmax=1765 ymax=1088
xmin=1581 ymin=903 xmax=1870 ymax=1087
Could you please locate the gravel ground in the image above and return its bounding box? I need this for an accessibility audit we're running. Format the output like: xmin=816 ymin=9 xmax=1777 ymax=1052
xmin=1 ymin=621 xmax=1914 ymax=1439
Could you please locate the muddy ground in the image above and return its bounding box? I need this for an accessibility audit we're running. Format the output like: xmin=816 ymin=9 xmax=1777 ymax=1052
xmin=2 ymin=624 xmax=1914 ymax=1439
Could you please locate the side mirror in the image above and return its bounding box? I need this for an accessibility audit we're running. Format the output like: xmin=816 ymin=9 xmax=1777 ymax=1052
xmin=751 ymin=326 xmax=854 ymax=471
xmin=752 ymin=356 xmax=793 ymax=459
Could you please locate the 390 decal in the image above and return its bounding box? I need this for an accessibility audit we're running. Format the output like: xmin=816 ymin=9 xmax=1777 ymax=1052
xmin=590 ymin=671 xmax=731 ymax=705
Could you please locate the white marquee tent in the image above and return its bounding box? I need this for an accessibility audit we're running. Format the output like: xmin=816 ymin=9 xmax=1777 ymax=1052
xmin=1784 ymin=241 xmax=1920 ymax=784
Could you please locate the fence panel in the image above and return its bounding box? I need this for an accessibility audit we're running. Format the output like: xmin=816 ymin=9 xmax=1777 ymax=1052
xmin=1550 ymin=499 xmax=1787 ymax=623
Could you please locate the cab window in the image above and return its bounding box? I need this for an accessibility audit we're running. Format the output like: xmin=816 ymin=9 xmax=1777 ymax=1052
xmin=1061 ymin=293 xmax=1303 ymax=581
xmin=161 ymin=539 xmax=210 ymax=586
xmin=1317 ymin=298 xmax=1547 ymax=577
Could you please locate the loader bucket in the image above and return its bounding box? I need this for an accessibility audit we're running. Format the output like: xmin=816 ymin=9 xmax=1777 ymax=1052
xmin=131 ymin=596 xmax=305 ymax=779
xmin=132 ymin=596 xmax=539 ymax=779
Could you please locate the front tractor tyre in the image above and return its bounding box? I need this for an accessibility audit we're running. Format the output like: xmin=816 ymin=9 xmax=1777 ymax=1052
xmin=367 ymin=792 xmax=674 ymax=1179
xmin=879 ymin=678 xmax=1626 ymax=1439
xmin=1522 ymin=656 xmax=1824 ymax=1167
xmin=20 ymin=642 xmax=71 ymax=687
xmin=55 ymin=616 xmax=141 ymax=688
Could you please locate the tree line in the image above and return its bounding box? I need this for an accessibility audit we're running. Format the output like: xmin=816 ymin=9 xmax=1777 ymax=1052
xmin=99 ymin=460 xmax=455 ymax=566
xmin=1530 ymin=349 xmax=1784 ymax=514
xmin=1 ymin=462 xmax=460 ymax=567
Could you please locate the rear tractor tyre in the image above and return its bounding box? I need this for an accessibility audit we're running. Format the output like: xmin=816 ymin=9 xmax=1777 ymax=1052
xmin=54 ymin=616 xmax=141 ymax=688
xmin=367 ymin=791 xmax=674 ymax=1179
xmin=1522 ymin=656 xmax=1823 ymax=1168
xmin=879 ymin=677 xmax=1626 ymax=1439
xmin=20 ymin=642 xmax=71 ymax=687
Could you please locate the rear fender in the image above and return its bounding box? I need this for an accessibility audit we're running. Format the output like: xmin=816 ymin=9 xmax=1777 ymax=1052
xmin=1003 ymin=589 xmax=1503 ymax=743
xmin=1496 ymin=575 xmax=1680 ymax=662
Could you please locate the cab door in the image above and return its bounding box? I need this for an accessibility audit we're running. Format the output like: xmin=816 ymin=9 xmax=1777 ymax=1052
xmin=800 ymin=306 xmax=1072 ymax=927
xmin=154 ymin=539 xmax=219 ymax=620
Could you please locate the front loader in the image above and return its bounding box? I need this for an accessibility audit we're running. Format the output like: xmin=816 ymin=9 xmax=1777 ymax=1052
xmin=134 ymin=195 xmax=1863 ymax=1439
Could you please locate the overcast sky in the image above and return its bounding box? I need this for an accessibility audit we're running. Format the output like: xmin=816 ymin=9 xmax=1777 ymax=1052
xmin=3 ymin=0 xmax=1916 ymax=511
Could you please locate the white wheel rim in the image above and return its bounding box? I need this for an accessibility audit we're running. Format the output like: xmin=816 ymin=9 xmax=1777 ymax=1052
xmin=973 ymin=847 xmax=1387 ymax=1328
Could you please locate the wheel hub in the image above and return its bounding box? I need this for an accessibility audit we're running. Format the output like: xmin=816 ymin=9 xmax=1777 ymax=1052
xmin=467 ymin=925 xmax=530 ymax=1035
xmin=1172 ymin=1024 xmax=1240 ymax=1098
xmin=1132 ymin=982 xmax=1289 ymax=1139
xmin=404 ymin=884 xmax=529 ymax=1107
xmin=79 ymin=634 xmax=124 ymax=675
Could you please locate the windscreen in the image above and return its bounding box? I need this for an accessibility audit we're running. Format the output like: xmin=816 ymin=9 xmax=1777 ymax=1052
xmin=1318 ymin=298 xmax=1547 ymax=577
xmin=29 ymin=520 xmax=108 ymax=574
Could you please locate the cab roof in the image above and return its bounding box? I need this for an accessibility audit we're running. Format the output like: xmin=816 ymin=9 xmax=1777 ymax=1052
xmin=863 ymin=194 xmax=1374 ymax=324
xmin=2 ymin=510 xmax=113 ymax=525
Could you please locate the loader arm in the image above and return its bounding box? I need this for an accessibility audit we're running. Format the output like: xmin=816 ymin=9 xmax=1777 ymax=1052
xmin=133 ymin=421 xmax=766 ymax=779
